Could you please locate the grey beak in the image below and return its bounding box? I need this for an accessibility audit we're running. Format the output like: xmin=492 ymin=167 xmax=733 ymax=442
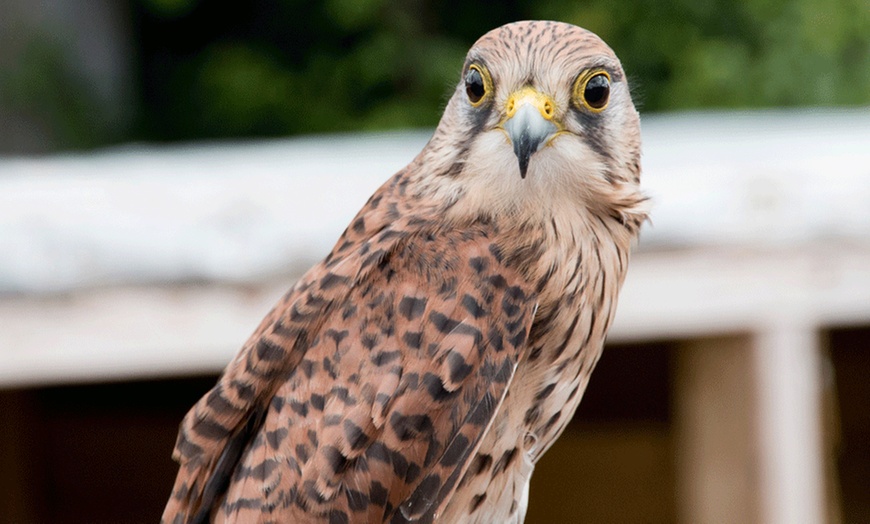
xmin=504 ymin=102 xmax=557 ymax=178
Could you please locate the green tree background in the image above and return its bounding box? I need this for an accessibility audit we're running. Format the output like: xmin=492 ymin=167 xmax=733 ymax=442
xmin=5 ymin=0 xmax=870 ymax=150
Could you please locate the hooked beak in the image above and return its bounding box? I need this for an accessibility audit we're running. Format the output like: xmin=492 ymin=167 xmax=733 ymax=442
xmin=502 ymin=87 xmax=558 ymax=178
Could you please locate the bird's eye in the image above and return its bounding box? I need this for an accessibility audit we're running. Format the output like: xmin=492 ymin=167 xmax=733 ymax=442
xmin=465 ymin=65 xmax=488 ymax=106
xmin=574 ymin=70 xmax=611 ymax=112
xmin=584 ymin=74 xmax=610 ymax=109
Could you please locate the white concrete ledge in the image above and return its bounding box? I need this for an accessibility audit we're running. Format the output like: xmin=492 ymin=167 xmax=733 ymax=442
xmin=0 ymin=132 xmax=430 ymax=293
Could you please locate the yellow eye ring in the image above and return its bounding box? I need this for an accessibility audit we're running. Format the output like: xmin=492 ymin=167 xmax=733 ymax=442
xmin=465 ymin=64 xmax=492 ymax=107
xmin=573 ymin=69 xmax=611 ymax=113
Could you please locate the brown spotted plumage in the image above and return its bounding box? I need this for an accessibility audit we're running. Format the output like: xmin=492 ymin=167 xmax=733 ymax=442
xmin=163 ymin=20 xmax=647 ymax=523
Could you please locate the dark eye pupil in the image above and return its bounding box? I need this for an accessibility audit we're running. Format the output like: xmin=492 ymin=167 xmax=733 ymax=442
xmin=584 ymin=74 xmax=610 ymax=109
xmin=465 ymin=68 xmax=486 ymax=103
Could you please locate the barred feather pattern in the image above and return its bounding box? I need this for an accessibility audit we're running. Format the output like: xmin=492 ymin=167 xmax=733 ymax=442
xmin=163 ymin=20 xmax=646 ymax=524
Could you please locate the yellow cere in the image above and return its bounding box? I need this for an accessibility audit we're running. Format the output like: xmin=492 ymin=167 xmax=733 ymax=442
xmin=504 ymin=87 xmax=557 ymax=121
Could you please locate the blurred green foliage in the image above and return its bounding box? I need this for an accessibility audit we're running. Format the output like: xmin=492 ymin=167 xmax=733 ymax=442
xmin=5 ymin=0 xmax=870 ymax=150
xmin=576 ymin=0 xmax=870 ymax=109
xmin=0 ymin=36 xmax=108 ymax=150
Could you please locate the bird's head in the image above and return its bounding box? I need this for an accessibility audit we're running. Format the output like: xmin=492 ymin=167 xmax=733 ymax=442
xmin=419 ymin=21 xmax=643 ymax=224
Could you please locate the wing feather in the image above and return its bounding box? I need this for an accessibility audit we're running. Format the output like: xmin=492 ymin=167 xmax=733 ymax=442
xmin=163 ymin=220 xmax=538 ymax=523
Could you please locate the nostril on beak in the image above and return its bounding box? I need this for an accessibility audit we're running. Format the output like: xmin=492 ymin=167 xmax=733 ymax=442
xmin=543 ymin=101 xmax=554 ymax=119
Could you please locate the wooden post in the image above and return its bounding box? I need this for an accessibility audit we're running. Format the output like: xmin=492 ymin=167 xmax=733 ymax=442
xmin=753 ymin=322 xmax=826 ymax=524
xmin=674 ymin=335 xmax=761 ymax=523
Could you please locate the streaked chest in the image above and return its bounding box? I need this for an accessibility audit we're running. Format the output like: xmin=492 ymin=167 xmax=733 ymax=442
xmin=497 ymin=211 xmax=631 ymax=455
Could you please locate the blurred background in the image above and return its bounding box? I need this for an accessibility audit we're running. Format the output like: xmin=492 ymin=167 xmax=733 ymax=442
xmin=1 ymin=0 xmax=869 ymax=523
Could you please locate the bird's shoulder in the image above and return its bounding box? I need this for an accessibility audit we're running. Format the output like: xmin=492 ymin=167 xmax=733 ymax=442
xmin=164 ymin=196 xmax=540 ymax=523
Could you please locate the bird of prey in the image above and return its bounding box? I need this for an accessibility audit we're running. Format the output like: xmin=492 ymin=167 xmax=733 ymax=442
xmin=164 ymin=20 xmax=647 ymax=524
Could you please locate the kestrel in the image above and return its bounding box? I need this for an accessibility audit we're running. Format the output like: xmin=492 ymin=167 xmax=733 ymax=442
xmin=164 ymin=20 xmax=646 ymax=524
